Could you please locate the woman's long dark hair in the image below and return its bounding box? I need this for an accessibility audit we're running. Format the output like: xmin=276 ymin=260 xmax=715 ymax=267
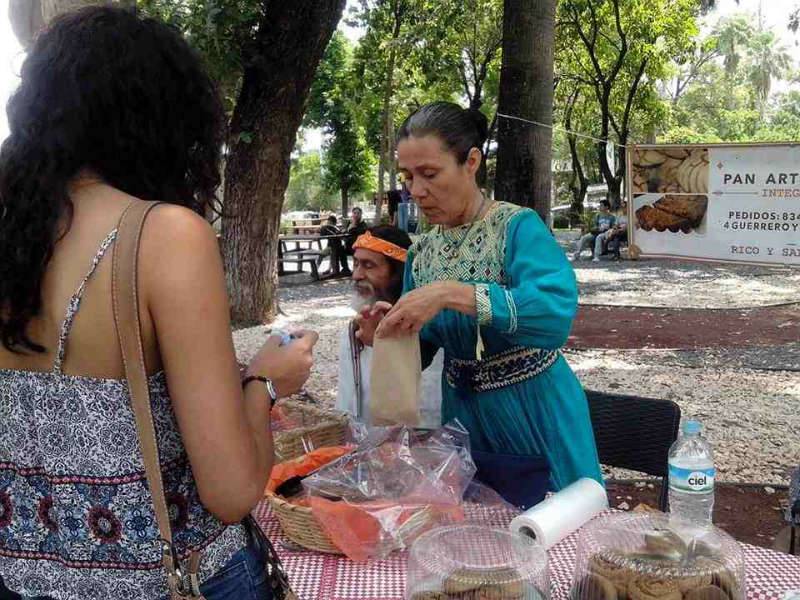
xmin=397 ymin=101 xmax=488 ymax=164
xmin=0 ymin=7 xmax=226 ymax=353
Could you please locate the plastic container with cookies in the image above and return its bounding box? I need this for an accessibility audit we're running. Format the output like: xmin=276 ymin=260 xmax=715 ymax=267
xmin=407 ymin=524 xmax=549 ymax=600
xmin=571 ymin=513 xmax=744 ymax=600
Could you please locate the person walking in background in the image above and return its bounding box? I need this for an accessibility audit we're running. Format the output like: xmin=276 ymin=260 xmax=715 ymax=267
xmin=396 ymin=179 xmax=419 ymax=233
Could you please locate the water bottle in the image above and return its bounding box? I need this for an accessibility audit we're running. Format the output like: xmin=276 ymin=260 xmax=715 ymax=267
xmin=668 ymin=419 xmax=715 ymax=526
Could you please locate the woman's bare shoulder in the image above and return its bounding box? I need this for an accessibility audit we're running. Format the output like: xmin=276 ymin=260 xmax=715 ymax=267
xmin=136 ymin=202 xmax=222 ymax=289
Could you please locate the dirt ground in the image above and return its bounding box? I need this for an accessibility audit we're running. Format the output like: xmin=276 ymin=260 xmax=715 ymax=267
xmin=569 ymin=303 xmax=800 ymax=350
xmin=606 ymin=481 xmax=796 ymax=552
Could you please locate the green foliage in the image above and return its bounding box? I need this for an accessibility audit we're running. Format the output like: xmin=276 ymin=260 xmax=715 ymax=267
xmin=659 ymin=127 xmax=722 ymax=145
xmin=348 ymin=0 xmax=502 ymax=151
xmin=137 ymin=0 xmax=263 ymax=111
xmin=715 ymin=15 xmax=754 ymax=77
xmin=413 ymin=0 xmax=504 ymax=111
xmin=746 ymin=31 xmax=793 ymax=113
xmin=144 ymin=0 xmax=800 ymax=225
xmin=305 ymin=32 xmax=374 ymax=206
xmin=662 ymin=14 xmax=798 ymax=144
xmin=555 ymin=0 xmax=700 ymax=202
xmin=285 ymin=151 xmax=339 ymax=212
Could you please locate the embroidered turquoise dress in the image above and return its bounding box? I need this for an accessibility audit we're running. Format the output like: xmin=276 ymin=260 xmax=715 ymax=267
xmin=405 ymin=201 xmax=602 ymax=492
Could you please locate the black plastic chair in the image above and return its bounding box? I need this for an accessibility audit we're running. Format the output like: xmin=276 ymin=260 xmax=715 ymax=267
xmin=586 ymin=389 xmax=681 ymax=512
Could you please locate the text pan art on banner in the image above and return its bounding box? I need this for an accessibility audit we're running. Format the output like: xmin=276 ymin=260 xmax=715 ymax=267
xmin=627 ymin=143 xmax=800 ymax=266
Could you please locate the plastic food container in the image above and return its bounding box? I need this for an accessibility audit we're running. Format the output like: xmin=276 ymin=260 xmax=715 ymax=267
xmin=407 ymin=524 xmax=549 ymax=600
xmin=572 ymin=513 xmax=745 ymax=600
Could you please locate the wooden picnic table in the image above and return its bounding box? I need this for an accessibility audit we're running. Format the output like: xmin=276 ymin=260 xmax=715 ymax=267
xmin=278 ymin=233 xmax=351 ymax=280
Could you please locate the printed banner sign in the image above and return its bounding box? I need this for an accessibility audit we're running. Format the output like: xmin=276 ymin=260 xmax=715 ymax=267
xmin=627 ymin=143 xmax=800 ymax=265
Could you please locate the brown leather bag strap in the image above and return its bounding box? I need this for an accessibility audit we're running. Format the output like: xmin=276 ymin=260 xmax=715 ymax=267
xmin=112 ymin=200 xmax=204 ymax=599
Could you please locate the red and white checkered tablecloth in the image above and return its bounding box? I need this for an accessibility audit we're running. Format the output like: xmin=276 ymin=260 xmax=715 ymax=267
xmin=254 ymin=501 xmax=800 ymax=600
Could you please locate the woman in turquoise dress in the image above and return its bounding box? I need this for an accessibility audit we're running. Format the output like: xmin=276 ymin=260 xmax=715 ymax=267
xmin=358 ymin=102 xmax=602 ymax=505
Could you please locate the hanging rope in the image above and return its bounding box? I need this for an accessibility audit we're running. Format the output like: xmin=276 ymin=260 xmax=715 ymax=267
xmin=495 ymin=112 xmax=629 ymax=149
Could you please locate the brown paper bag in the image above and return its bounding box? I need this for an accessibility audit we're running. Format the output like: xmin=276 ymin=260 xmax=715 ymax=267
xmin=369 ymin=334 xmax=422 ymax=426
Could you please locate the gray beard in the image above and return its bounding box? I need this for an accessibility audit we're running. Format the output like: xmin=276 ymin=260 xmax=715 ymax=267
xmin=350 ymin=288 xmax=377 ymax=312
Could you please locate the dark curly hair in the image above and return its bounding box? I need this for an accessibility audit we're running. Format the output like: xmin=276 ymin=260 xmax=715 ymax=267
xmin=0 ymin=6 xmax=226 ymax=353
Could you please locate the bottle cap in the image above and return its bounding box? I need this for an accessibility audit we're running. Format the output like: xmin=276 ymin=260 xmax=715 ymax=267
xmin=682 ymin=420 xmax=702 ymax=435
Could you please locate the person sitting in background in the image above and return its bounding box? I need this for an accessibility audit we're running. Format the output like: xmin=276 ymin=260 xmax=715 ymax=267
xmin=572 ymin=200 xmax=615 ymax=262
xmin=336 ymin=226 xmax=443 ymax=429
xmin=605 ymin=199 xmax=629 ymax=260
xmin=317 ymin=214 xmax=343 ymax=273
xmin=342 ymin=207 xmax=368 ymax=275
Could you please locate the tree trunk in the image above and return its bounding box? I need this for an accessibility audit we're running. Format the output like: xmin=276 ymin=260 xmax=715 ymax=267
xmin=375 ymin=1 xmax=403 ymax=226
xmin=340 ymin=185 xmax=349 ymax=219
xmin=222 ymin=0 xmax=345 ymax=325
xmin=388 ymin=121 xmax=397 ymax=192
xmin=495 ymin=0 xmax=557 ymax=223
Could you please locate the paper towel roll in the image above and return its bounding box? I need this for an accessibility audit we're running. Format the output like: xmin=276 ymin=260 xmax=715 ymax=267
xmin=509 ymin=478 xmax=608 ymax=549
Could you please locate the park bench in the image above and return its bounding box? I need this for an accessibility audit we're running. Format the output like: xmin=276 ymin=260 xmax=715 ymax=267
xmin=277 ymin=235 xmax=323 ymax=280
xmin=278 ymin=248 xmax=322 ymax=279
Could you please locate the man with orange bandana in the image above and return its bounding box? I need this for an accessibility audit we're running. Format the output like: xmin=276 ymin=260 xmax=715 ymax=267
xmin=336 ymin=226 xmax=443 ymax=428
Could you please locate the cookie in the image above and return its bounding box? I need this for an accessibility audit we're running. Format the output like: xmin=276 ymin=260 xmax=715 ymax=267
xmin=444 ymin=569 xmax=484 ymax=594
xmin=694 ymin=558 xmax=739 ymax=599
xmin=684 ymin=585 xmax=730 ymax=600
xmin=444 ymin=568 xmax=524 ymax=599
xmin=589 ymin=553 xmax=635 ymax=600
xmin=627 ymin=577 xmax=682 ymax=600
xmin=663 ymin=148 xmax=689 ymax=160
xmin=476 ymin=581 xmax=525 ymax=600
xmin=675 ymin=574 xmax=712 ymax=594
xmin=634 ymin=149 xmax=667 ymax=168
xmin=411 ymin=592 xmax=450 ymax=600
xmin=573 ymin=573 xmax=619 ymax=600
xmin=710 ymin=569 xmax=739 ymax=599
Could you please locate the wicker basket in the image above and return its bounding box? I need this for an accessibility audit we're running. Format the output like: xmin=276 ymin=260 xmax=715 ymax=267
xmin=272 ymin=399 xmax=349 ymax=463
xmin=266 ymin=490 xmax=343 ymax=554
xmin=269 ymin=399 xmax=349 ymax=553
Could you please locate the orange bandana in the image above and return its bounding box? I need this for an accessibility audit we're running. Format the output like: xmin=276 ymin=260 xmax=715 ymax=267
xmin=352 ymin=231 xmax=408 ymax=263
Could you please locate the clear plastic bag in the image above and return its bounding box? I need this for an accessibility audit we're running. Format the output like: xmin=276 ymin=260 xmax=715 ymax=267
xmin=302 ymin=421 xmax=491 ymax=561
xmin=269 ymin=403 xmax=303 ymax=433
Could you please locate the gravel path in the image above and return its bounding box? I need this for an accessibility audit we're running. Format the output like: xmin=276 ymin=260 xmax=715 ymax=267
xmin=572 ymin=260 xmax=799 ymax=309
xmin=564 ymin=348 xmax=799 ymax=484
xmin=233 ymin=256 xmax=800 ymax=485
xmin=556 ymin=232 xmax=800 ymax=309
